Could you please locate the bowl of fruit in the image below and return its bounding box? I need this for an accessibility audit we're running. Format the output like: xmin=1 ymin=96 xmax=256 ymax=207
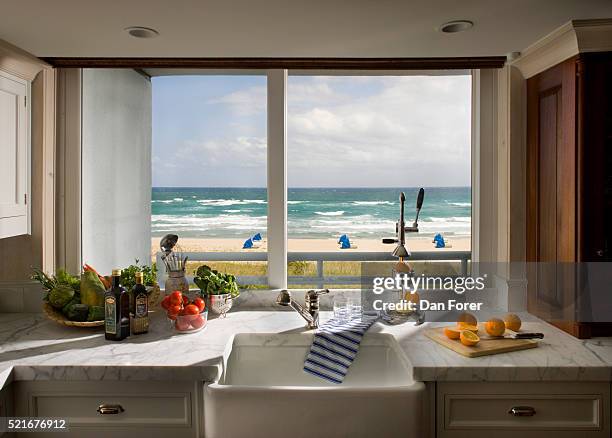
xmin=161 ymin=291 xmax=208 ymax=334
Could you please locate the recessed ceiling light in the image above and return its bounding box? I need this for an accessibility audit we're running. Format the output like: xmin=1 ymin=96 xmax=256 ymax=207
xmin=125 ymin=26 xmax=159 ymax=39
xmin=439 ymin=20 xmax=473 ymax=33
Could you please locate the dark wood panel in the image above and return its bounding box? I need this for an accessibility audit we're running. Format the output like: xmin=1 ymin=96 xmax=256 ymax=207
xmin=41 ymin=56 xmax=506 ymax=70
xmin=526 ymin=53 xmax=612 ymax=338
xmin=537 ymin=89 xmax=559 ymax=309
xmin=526 ymin=57 xmax=578 ymax=333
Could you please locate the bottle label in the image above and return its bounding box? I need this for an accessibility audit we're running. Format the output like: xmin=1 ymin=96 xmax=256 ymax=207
xmin=105 ymin=296 xmax=117 ymax=334
xmin=135 ymin=296 xmax=148 ymax=317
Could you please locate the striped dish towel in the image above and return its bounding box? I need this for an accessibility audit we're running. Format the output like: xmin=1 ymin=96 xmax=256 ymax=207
xmin=303 ymin=314 xmax=378 ymax=384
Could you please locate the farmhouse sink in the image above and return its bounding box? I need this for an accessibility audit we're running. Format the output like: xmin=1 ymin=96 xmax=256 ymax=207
xmin=204 ymin=333 xmax=426 ymax=438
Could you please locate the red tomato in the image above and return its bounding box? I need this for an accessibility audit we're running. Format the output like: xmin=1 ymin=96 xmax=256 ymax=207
xmin=190 ymin=315 xmax=205 ymax=329
xmin=193 ymin=297 xmax=206 ymax=312
xmin=184 ymin=304 xmax=199 ymax=315
xmin=182 ymin=295 xmax=189 ymax=306
xmin=175 ymin=318 xmax=191 ymax=331
xmin=169 ymin=291 xmax=183 ymax=306
xmin=167 ymin=304 xmax=181 ymax=320
xmin=161 ymin=296 xmax=171 ymax=310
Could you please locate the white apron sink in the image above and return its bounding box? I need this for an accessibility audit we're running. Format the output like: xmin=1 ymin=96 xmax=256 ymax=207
xmin=204 ymin=333 xmax=426 ymax=438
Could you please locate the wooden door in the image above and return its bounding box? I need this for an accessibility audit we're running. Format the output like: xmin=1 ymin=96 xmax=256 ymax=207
xmin=0 ymin=70 xmax=29 ymax=238
xmin=526 ymin=57 xmax=578 ymax=334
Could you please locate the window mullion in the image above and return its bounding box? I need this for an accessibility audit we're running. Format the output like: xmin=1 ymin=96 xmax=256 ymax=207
xmin=266 ymin=69 xmax=288 ymax=289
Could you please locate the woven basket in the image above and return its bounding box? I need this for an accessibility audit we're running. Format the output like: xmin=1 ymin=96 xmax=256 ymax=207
xmin=43 ymin=302 xmax=104 ymax=328
xmin=42 ymin=284 xmax=160 ymax=327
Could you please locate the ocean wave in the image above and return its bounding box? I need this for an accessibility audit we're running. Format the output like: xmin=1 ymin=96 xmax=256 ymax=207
xmin=352 ymin=201 xmax=394 ymax=206
xmin=152 ymin=214 xmax=267 ymax=229
xmin=427 ymin=216 xmax=471 ymax=223
xmin=196 ymin=199 xmax=267 ymax=207
xmin=315 ymin=211 xmax=345 ymax=216
xmin=287 ymin=201 xmax=306 ymax=204
xmin=446 ymin=202 xmax=471 ymax=207
xmin=223 ymin=209 xmax=242 ymax=213
xmin=173 ymin=198 xmax=184 ymax=201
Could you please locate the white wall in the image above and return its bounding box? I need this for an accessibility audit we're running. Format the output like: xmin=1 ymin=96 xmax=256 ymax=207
xmin=82 ymin=69 xmax=151 ymax=273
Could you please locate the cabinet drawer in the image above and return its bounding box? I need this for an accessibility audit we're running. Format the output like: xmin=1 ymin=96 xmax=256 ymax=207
xmin=14 ymin=381 xmax=200 ymax=438
xmin=437 ymin=382 xmax=610 ymax=438
xmin=33 ymin=392 xmax=190 ymax=426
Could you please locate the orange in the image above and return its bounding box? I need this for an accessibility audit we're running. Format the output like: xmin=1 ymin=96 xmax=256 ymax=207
xmin=457 ymin=322 xmax=479 ymax=333
xmin=444 ymin=326 xmax=461 ymax=340
xmin=460 ymin=330 xmax=479 ymax=346
xmin=485 ymin=318 xmax=506 ymax=337
xmin=457 ymin=312 xmax=477 ymax=326
xmin=404 ymin=291 xmax=420 ymax=304
xmin=504 ymin=313 xmax=522 ymax=332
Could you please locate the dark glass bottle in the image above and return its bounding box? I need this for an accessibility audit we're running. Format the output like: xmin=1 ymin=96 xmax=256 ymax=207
xmin=104 ymin=269 xmax=130 ymax=341
xmin=131 ymin=271 xmax=149 ymax=335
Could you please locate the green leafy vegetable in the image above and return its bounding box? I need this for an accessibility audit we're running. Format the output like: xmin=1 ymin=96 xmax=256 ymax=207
xmin=194 ymin=265 xmax=240 ymax=297
xmin=120 ymin=259 xmax=157 ymax=291
xmin=31 ymin=267 xmax=80 ymax=292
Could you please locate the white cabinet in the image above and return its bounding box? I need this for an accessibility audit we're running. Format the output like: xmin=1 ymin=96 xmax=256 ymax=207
xmin=0 ymin=69 xmax=29 ymax=239
xmin=14 ymin=380 xmax=203 ymax=438
xmin=437 ymin=382 xmax=610 ymax=437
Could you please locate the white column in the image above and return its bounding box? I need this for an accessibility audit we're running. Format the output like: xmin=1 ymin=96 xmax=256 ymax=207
xmin=266 ymin=70 xmax=288 ymax=289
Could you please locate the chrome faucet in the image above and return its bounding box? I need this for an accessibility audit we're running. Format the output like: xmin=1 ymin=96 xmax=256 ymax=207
xmin=380 ymin=188 xmax=426 ymax=326
xmin=276 ymin=289 xmax=329 ymax=329
xmin=382 ymin=188 xmax=424 ymax=257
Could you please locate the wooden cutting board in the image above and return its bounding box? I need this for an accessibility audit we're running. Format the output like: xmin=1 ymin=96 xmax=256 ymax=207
xmin=425 ymin=326 xmax=538 ymax=358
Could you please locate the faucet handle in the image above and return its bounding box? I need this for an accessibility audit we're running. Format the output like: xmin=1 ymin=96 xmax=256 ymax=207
xmin=306 ymin=289 xmax=329 ymax=300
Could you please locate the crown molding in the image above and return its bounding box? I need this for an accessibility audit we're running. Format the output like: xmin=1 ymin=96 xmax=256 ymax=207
xmin=0 ymin=39 xmax=50 ymax=81
xmin=512 ymin=18 xmax=612 ymax=79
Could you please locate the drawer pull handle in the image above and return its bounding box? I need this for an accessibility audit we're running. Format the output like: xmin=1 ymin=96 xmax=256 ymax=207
xmin=508 ymin=406 xmax=536 ymax=417
xmin=97 ymin=404 xmax=125 ymax=415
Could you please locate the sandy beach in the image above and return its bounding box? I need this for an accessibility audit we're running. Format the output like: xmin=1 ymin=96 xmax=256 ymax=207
xmin=151 ymin=237 xmax=470 ymax=256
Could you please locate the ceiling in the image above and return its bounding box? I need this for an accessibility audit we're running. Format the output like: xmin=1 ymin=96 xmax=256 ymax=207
xmin=1 ymin=0 xmax=611 ymax=58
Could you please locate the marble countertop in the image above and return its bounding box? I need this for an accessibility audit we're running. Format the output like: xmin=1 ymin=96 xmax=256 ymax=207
xmin=0 ymin=310 xmax=611 ymax=388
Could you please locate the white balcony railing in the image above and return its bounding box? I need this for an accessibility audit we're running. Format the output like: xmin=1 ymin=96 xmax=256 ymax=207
xmin=156 ymin=250 xmax=471 ymax=290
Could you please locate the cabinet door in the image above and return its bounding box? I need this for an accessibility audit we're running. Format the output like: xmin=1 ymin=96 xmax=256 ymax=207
xmin=526 ymin=57 xmax=578 ymax=335
xmin=437 ymin=381 xmax=610 ymax=438
xmin=0 ymin=70 xmax=29 ymax=239
xmin=14 ymin=380 xmax=201 ymax=438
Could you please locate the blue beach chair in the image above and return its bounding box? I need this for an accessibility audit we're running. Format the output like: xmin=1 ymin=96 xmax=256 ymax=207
xmin=252 ymin=233 xmax=262 ymax=241
xmin=243 ymin=238 xmax=254 ymax=249
xmin=338 ymin=234 xmax=351 ymax=249
xmin=433 ymin=233 xmax=445 ymax=248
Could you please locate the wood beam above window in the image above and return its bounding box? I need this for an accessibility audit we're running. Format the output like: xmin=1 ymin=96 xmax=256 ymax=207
xmin=42 ymin=57 xmax=506 ymax=70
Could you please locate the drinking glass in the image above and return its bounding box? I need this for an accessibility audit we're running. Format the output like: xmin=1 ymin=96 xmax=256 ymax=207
xmin=334 ymin=298 xmax=362 ymax=322
xmin=333 ymin=298 xmax=350 ymax=322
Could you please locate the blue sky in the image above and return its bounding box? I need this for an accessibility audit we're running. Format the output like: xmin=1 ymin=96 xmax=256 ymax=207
xmin=152 ymin=74 xmax=471 ymax=188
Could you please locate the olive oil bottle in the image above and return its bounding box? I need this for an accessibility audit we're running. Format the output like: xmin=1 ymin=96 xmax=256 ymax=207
xmin=105 ymin=269 xmax=130 ymax=341
xmin=131 ymin=272 xmax=149 ymax=335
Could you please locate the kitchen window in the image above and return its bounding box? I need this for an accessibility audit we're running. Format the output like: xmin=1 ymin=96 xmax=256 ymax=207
xmin=76 ymin=69 xmax=475 ymax=291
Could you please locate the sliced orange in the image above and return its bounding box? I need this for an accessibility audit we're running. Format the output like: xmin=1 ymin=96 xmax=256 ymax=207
xmin=485 ymin=318 xmax=506 ymax=337
xmin=504 ymin=313 xmax=522 ymax=332
xmin=457 ymin=322 xmax=479 ymax=333
xmin=460 ymin=330 xmax=480 ymax=346
xmin=444 ymin=326 xmax=461 ymax=340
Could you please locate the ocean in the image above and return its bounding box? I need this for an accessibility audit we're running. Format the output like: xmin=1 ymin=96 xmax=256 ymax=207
xmin=152 ymin=187 xmax=471 ymax=239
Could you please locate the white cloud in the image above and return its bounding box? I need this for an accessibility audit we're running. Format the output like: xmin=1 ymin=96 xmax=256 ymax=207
xmin=286 ymin=75 xmax=471 ymax=187
xmin=155 ymin=75 xmax=471 ymax=187
xmin=207 ymin=85 xmax=267 ymax=116
xmin=174 ymin=136 xmax=266 ymax=168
